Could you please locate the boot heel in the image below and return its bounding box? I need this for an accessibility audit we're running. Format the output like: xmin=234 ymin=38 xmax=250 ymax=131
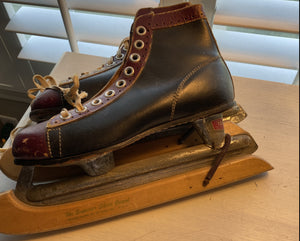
xmin=78 ymin=152 xmax=115 ymax=176
xmin=178 ymin=113 xmax=225 ymax=149
xmin=178 ymin=126 xmax=202 ymax=145
xmin=193 ymin=113 xmax=225 ymax=149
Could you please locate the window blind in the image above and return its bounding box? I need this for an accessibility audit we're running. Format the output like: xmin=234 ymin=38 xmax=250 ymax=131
xmin=1 ymin=0 xmax=299 ymax=84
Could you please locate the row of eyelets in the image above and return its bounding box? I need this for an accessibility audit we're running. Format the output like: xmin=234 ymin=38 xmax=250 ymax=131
xmin=130 ymin=53 xmax=141 ymax=62
xmin=91 ymin=25 xmax=148 ymax=112
xmin=56 ymin=25 xmax=148 ymax=124
xmin=116 ymin=79 xmax=126 ymax=88
xmin=105 ymin=90 xmax=115 ymax=97
xmin=121 ymin=26 xmax=146 ymax=79
xmin=91 ymin=98 xmax=102 ymax=106
xmin=61 ymin=27 xmax=145 ymax=121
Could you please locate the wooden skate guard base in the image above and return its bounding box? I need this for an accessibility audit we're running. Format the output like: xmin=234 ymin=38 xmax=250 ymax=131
xmin=0 ymin=52 xmax=298 ymax=240
xmin=0 ymin=155 xmax=272 ymax=235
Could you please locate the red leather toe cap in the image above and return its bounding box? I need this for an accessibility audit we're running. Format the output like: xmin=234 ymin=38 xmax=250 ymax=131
xmin=12 ymin=121 xmax=50 ymax=161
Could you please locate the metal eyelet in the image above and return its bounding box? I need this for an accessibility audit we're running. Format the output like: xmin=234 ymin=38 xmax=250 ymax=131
xmin=116 ymin=79 xmax=126 ymax=88
xmin=136 ymin=26 xmax=147 ymax=36
xmin=134 ymin=40 xmax=144 ymax=50
xmin=91 ymin=98 xmax=102 ymax=106
xmin=124 ymin=66 xmax=134 ymax=76
xmin=106 ymin=61 xmax=115 ymax=67
xmin=75 ymin=106 xmax=88 ymax=113
xmin=60 ymin=109 xmax=72 ymax=120
xmin=129 ymin=53 xmax=141 ymax=62
xmin=115 ymin=53 xmax=124 ymax=60
xmin=105 ymin=90 xmax=115 ymax=97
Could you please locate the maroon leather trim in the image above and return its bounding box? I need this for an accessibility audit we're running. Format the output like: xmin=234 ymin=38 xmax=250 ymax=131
xmin=136 ymin=2 xmax=190 ymax=17
xmin=152 ymin=4 xmax=206 ymax=30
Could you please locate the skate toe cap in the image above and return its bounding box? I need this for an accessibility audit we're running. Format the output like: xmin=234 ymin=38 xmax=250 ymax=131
xmin=12 ymin=122 xmax=50 ymax=162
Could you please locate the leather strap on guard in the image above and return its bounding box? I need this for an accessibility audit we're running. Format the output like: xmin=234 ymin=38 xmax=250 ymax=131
xmin=203 ymin=134 xmax=231 ymax=186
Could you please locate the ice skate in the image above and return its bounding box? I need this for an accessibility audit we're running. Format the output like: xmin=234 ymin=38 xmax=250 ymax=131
xmin=12 ymin=4 xmax=238 ymax=167
xmin=0 ymin=3 xmax=272 ymax=234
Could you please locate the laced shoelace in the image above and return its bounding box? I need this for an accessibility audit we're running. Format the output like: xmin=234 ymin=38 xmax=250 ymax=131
xmin=27 ymin=37 xmax=130 ymax=101
xmin=27 ymin=74 xmax=88 ymax=113
xmin=27 ymin=75 xmax=60 ymax=100
xmin=59 ymin=38 xmax=130 ymax=118
xmin=62 ymin=74 xmax=88 ymax=112
xmin=27 ymin=37 xmax=130 ymax=116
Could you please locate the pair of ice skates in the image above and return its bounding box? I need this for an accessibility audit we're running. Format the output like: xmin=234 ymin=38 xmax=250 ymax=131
xmin=0 ymin=3 xmax=272 ymax=234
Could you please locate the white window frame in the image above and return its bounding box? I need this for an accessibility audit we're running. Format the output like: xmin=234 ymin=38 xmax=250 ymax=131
xmin=1 ymin=0 xmax=299 ymax=84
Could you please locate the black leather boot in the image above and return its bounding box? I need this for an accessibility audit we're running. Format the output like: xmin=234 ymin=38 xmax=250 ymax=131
xmin=28 ymin=3 xmax=191 ymax=123
xmin=13 ymin=4 xmax=234 ymax=167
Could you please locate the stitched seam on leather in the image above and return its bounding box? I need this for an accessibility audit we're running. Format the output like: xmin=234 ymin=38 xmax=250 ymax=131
xmin=170 ymin=56 xmax=219 ymax=121
xmin=58 ymin=127 xmax=62 ymax=157
xmin=46 ymin=129 xmax=53 ymax=158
